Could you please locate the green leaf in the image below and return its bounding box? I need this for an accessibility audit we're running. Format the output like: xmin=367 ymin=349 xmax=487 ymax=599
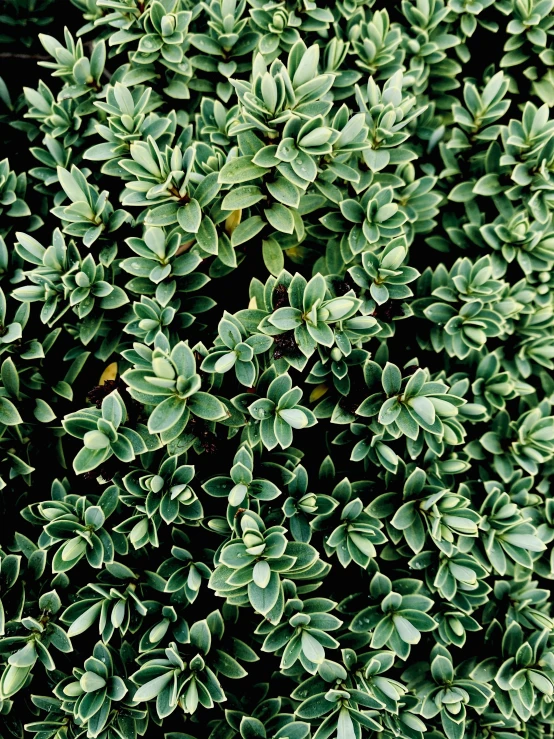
xmin=382 ymin=363 xmax=401 ymax=396
xmin=219 ymin=157 xmax=266 ymax=184
xmin=222 ymin=186 xmax=265 ymax=210
xmin=188 ymin=392 xmax=228 ymax=421
xmin=0 ymin=396 xmax=22 ymax=425
xmin=196 ymin=216 xmax=218 ymax=255
xmin=267 ymin=178 xmax=300 ymax=208
xmin=177 ymin=199 xmax=202 ymax=234
xmin=133 ymin=672 xmax=174 ymax=702
xmin=265 ymin=204 xmax=295 ymax=234
xmin=148 ymin=396 xmax=187 ymax=434
xmin=248 ymin=571 xmax=280 ymax=614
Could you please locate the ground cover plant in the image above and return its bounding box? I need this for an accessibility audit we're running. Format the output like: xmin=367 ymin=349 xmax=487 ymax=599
xmin=0 ymin=0 xmax=554 ymax=738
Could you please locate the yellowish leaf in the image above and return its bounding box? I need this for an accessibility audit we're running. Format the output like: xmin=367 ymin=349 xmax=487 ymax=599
xmin=225 ymin=209 xmax=242 ymax=235
xmin=99 ymin=362 xmax=118 ymax=386
xmin=310 ymin=384 xmax=329 ymax=402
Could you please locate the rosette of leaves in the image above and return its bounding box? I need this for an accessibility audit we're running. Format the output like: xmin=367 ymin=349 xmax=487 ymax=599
xmin=202 ymin=442 xmax=281 ymax=509
xmin=120 ymin=138 xmax=223 ymax=255
xmin=349 ymin=9 xmax=404 ymax=77
xmin=292 ymin=644 xmax=425 ymax=737
xmin=24 ymin=80 xmax=83 ymax=147
xmin=54 ymin=641 xmax=129 ymax=738
xmin=479 ymin=205 xmax=554 ymax=276
xmin=485 ymin=578 xmax=554 ymax=633
xmin=228 ymin=41 xmax=335 ymax=137
xmin=209 ymin=509 xmax=325 ymax=620
xmin=476 ymin=481 xmax=547 ymax=575
xmin=320 ymin=103 xmax=373 ymax=174
xmin=217 ymin=101 xmax=370 ymax=258
xmin=115 ymin=456 xmax=203 ymax=548
xmin=0 ymin=591 xmax=71 ymax=700
xmin=356 ymin=362 xmax=467 ymax=449
xmin=84 ymin=82 xmax=173 ymax=176
xmin=324 ymin=183 xmax=408 ymax=258
xmin=355 ymin=71 xmax=427 ymax=173
xmin=414 ymin=256 xmax=522 ymax=359
xmin=60 ymin=562 xmax=149 ymax=642
xmin=347 ymin=236 xmax=419 ymax=313
xmin=471 ymin=351 xmax=534 ymax=413
xmin=257 ymin=596 xmax=342 ymax=673
xmin=21 ymin=480 xmax=119 ymax=573
xmin=13 ymin=229 xmax=128 ymax=326
xmin=487 ymin=621 xmax=554 ymax=722
xmin=121 ymin=337 xmax=228 ymax=441
xmin=270 ymin=114 xmax=342 ymax=188
xmin=52 ymin=165 xmax=132 ymax=247
xmin=503 ymin=128 xmax=554 ymax=232
xmin=25 ymin=684 xmax=145 ymax=739
xmin=499 ymin=0 xmax=554 ymax=73
xmin=401 ymin=0 xmax=462 ymax=96
xmin=38 ymin=30 xmax=106 ymax=100
xmin=190 ymin=0 xmax=260 ymax=102
xmin=127 ymin=285 xmax=217 ymax=345
xmin=448 ymin=0 xmax=497 ymax=42
xmin=348 ymin=573 xmax=436 ymax=659
xmin=218 ymin=116 xmax=335 ymax=240
xmin=368 ymin=466 xmax=480 ymax=555
xmin=130 ymin=621 xmax=227 ymax=718
xmin=0 ymin=289 xmax=27 ymax=352
xmin=514 ymin=313 xmax=554 ymax=378
xmin=259 ymin=273 xmax=365 ymax=365
xmin=434 ymin=606 xmax=481 ymax=649
xmin=294 ymin=680 xmax=383 ymax=737
xmin=243 ymin=371 xmax=317 ymax=449
xmin=306 ymin=343 xmax=369 ymax=400
xmin=248 ymin=1 xmax=302 ymax=57
xmin=319 ymin=478 xmax=387 ymax=568
xmin=355 ymin=649 xmax=412 ymax=713
xmin=128 ymin=0 xmax=192 ymax=69
xmin=480 ymin=404 xmax=554 ymax=479
xmin=412 ymin=549 xmax=491 ymax=611
xmin=196 ymin=97 xmax=237 ymax=147
xmin=446 ymin=71 xmax=510 ymax=153
xmin=404 ymin=647 xmax=494 ymax=739
xmin=62 ymin=389 xmax=159 ymax=473
xmin=154 ymin=529 xmax=212 ymax=604
xmin=200 ymin=310 xmax=273 ymax=387
xmin=93 ymin=0 xmax=179 ymax=88
xmin=282 ymin=463 xmax=337 ymax=543
xmin=121 ymin=226 xmax=205 ymax=306
xmin=123 ymin=294 xmax=180 ymax=345
xmin=0 ymin=158 xmax=33 ymax=229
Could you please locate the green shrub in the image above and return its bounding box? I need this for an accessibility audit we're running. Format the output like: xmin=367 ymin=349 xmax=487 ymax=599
xmin=0 ymin=1 xmax=553 ymax=739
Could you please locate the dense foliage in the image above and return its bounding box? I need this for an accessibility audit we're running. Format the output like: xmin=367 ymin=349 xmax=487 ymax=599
xmin=1 ymin=0 xmax=554 ymax=738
